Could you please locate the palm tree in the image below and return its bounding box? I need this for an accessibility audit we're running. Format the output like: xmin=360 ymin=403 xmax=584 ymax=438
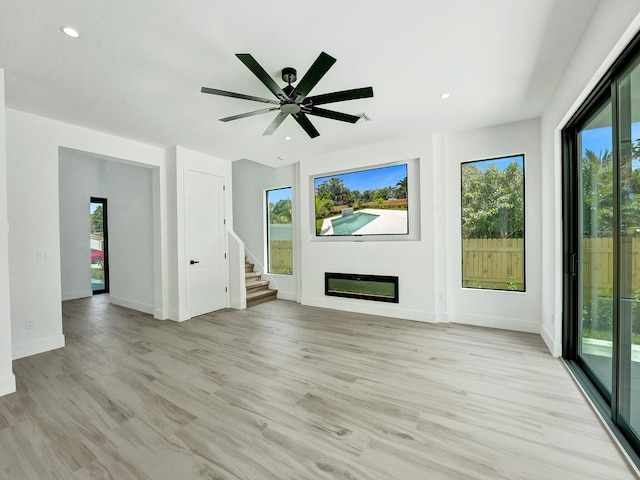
xmin=394 ymin=177 xmax=408 ymax=199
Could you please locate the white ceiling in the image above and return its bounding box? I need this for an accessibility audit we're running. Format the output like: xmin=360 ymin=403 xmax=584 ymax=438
xmin=0 ymin=0 xmax=598 ymax=167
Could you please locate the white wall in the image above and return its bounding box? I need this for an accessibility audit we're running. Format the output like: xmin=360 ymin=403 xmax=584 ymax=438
xmin=59 ymin=149 xmax=155 ymax=313
xmin=0 ymin=70 xmax=16 ymax=395
xmin=443 ymin=118 xmax=542 ymax=333
xmin=297 ymin=127 xmax=542 ymax=333
xmin=541 ymin=2 xmax=640 ymax=355
xmin=59 ymin=150 xmax=105 ymax=300
xmin=6 ymin=109 xmax=166 ymax=359
xmin=299 ymin=138 xmax=435 ymax=322
xmin=232 ymin=159 xmax=298 ymax=300
xmin=107 ymin=160 xmax=154 ymax=313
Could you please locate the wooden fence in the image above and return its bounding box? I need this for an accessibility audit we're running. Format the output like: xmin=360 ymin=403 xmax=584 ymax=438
xmin=582 ymin=237 xmax=640 ymax=294
xmin=462 ymin=238 xmax=525 ymax=290
xmin=268 ymin=237 xmax=640 ymax=291
xmin=269 ymin=240 xmax=293 ymax=274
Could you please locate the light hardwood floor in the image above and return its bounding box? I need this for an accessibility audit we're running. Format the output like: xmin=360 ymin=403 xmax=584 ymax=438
xmin=0 ymin=296 xmax=636 ymax=479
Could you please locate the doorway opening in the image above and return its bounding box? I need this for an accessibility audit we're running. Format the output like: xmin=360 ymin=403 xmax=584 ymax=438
xmin=90 ymin=197 xmax=109 ymax=294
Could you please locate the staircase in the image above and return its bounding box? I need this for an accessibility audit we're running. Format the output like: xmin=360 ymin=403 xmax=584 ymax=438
xmin=245 ymin=259 xmax=278 ymax=307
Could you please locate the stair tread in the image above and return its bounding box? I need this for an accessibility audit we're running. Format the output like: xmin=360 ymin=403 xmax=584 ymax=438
xmin=246 ymin=289 xmax=278 ymax=300
xmin=246 ymin=280 xmax=269 ymax=288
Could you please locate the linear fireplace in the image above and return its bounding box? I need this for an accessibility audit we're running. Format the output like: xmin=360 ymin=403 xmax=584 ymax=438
xmin=325 ymin=272 xmax=399 ymax=303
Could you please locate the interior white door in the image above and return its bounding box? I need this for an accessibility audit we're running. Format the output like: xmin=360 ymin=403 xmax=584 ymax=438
xmin=185 ymin=169 xmax=227 ymax=317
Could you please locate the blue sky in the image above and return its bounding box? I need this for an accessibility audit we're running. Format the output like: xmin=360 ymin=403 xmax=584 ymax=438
xmin=581 ymin=122 xmax=640 ymax=168
xmin=314 ymin=164 xmax=407 ymax=192
xmin=267 ymin=187 xmax=291 ymax=204
xmin=581 ymin=122 xmax=640 ymax=154
xmin=581 ymin=125 xmax=613 ymax=156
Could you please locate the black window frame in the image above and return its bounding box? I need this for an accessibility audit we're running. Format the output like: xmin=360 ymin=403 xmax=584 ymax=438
xmin=90 ymin=197 xmax=110 ymax=295
xmin=460 ymin=154 xmax=526 ymax=292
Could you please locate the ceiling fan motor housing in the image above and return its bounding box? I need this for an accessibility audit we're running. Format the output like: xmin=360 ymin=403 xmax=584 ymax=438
xmin=282 ymin=67 xmax=297 ymax=85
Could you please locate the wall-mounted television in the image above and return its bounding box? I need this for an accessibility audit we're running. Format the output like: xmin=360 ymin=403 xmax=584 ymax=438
xmin=314 ymin=163 xmax=408 ymax=236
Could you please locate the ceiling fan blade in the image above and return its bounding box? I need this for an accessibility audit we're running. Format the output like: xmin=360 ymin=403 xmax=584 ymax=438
xmin=219 ymin=107 xmax=280 ymax=122
xmin=263 ymin=112 xmax=289 ymax=135
xmin=306 ymin=107 xmax=361 ymax=124
xmin=305 ymin=86 xmax=374 ymax=106
xmin=292 ymin=113 xmax=320 ymax=138
xmin=291 ymin=52 xmax=336 ymax=102
xmin=201 ymin=87 xmax=280 ymax=105
xmin=235 ymin=53 xmax=289 ymax=101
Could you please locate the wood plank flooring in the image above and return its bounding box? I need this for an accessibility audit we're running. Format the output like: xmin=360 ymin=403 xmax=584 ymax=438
xmin=0 ymin=296 xmax=636 ymax=479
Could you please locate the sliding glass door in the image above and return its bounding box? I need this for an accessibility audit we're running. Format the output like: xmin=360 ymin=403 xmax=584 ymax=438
xmin=576 ymin=100 xmax=614 ymax=396
xmin=563 ymin=33 xmax=640 ymax=465
xmin=617 ymin=57 xmax=640 ymax=441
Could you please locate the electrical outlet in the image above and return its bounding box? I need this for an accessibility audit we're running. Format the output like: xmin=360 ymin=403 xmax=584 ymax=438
xmin=37 ymin=250 xmax=50 ymax=261
xmin=25 ymin=318 xmax=34 ymax=330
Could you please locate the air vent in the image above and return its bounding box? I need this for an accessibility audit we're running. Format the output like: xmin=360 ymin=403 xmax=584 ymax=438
xmin=356 ymin=111 xmax=372 ymax=123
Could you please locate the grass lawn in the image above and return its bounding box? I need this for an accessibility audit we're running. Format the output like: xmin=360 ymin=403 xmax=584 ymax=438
xmin=583 ymin=328 xmax=640 ymax=345
xmin=327 ymin=278 xmax=396 ymax=298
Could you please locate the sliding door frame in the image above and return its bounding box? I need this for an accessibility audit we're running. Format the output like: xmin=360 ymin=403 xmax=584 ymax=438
xmin=562 ymin=30 xmax=640 ymax=467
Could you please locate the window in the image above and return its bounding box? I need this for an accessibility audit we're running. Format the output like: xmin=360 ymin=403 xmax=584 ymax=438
xmin=90 ymin=197 xmax=109 ymax=294
xmin=266 ymin=187 xmax=292 ymax=275
xmin=460 ymin=155 xmax=525 ymax=291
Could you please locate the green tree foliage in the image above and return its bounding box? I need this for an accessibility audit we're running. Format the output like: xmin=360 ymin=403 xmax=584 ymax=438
xmin=314 ymin=176 xmax=408 ymax=210
xmin=90 ymin=205 xmax=103 ymax=233
xmin=315 ymin=192 xmax=334 ymax=220
xmin=316 ymin=177 xmax=350 ymax=206
xmin=461 ymin=160 xmax=524 ymax=239
xmin=581 ymin=147 xmax=640 ymax=238
xmin=373 ymin=186 xmax=392 ymax=202
xmin=269 ymin=198 xmax=292 ymax=224
xmin=394 ymin=177 xmax=408 ymax=199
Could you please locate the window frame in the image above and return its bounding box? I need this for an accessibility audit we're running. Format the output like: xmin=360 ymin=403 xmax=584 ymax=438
xmin=265 ymin=186 xmax=293 ymax=276
xmin=459 ymin=154 xmax=526 ymax=292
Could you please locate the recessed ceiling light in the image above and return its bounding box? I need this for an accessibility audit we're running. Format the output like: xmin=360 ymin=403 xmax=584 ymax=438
xmin=284 ymin=136 xmax=292 ymax=141
xmin=60 ymin=26 xmax=80 ymax=38
xmin=440 ymin=93 xmax=451 ymax=99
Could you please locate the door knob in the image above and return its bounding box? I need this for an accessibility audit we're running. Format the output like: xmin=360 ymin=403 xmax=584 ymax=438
xmin=190 ymin=260 xmax=200 ymax=265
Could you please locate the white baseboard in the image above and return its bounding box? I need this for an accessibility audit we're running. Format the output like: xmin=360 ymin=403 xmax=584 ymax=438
xmin=276 ymin=290 xmax=297 ymax=302
xmin=12 ymin=334 xmax=65 ymax=360
xmin=153 ymin=307 xmax=168 ymax=320
xmin=541 ymin=324 xmax=561 ymax=357
xmin=62 ymin=290 xmax=92 ymax=301
xmin=110 ymin=296 xmax=154 ymax=315
xmin=300 ymin=296 xmax=436 ymax=323
xmin=229 ymin=300 xmax=246 ymax=310
xmin=0 ymin=373 xmax=16 ymax=396
xmin=449 ymin=312 xmax=539 ymax=334
xmin=167 ymin=309 xmax=192 ymax=322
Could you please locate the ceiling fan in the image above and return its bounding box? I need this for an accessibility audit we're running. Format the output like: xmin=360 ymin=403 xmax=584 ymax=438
xmin=201 ymin=52 xmax=373 ymax=139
